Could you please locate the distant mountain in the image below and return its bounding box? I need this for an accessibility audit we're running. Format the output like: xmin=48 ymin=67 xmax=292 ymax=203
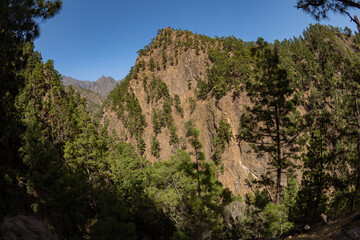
xmin=65 ymin=85 xmax=105 ymax=117
xmin=62 ymin=75 xmax=120 ymax=97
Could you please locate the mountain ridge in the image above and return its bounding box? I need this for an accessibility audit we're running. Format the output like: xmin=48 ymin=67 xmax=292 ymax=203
xmin=62 ymin=75 xmax=120 ymax=97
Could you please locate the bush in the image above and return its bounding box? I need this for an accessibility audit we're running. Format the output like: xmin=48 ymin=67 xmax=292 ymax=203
xmin=151 ymin=136 xmax=160 ymax=158
xmin=149 ymin=58 xmax=155 ymax=72
xmin=189 ymin=97 xmax=196 ymax=114
xmin=262 ymin=203 xmax=294 ymax=238
xmin=223 ymin=201 xmax=265 ymax=239
xmin=174 ymin=94 xmax=184 ymax=117
xmin=162 ymin=51 xmax=167 ymax=69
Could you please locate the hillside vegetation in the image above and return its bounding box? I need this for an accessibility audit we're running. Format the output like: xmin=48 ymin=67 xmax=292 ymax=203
xmin=64 ymin=85 xmax=104 ymax=117
xmin=2 ymin=2 xmax=360 ymax=238
xmin=103 ymin=25 xmax=360 ymax=238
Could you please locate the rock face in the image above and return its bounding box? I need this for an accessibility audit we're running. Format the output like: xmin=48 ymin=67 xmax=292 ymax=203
xmin=62 ymin=75 xmax=119 ymax=97
xmin=102 ymin=28 xmax=268 ymax=195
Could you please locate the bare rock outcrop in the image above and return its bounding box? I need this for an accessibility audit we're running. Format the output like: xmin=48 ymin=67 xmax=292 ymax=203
xmin=102 ymin=28 xmax=267 ymax=195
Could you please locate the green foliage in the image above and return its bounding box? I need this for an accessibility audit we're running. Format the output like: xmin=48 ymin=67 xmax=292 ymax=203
xmin=252 ymin=193 xmax=272 ymax=211
xmin=282 ymin=173 xmax=299 ymax=210
xmin=148 ymin=57 xmax=155 ymax=72
xmin=152 ymin=101 xmax=172 ymax=129
xmin=262 ymin=203 xmax=294 ymax=237
xmin=109 ymin=141 xmax=176 ymax=239
xmin=223 ymin=201 xmax=266 ymax=239
xmin=156 ymin=61 xmax=161 ymax=71
xmin=146 ymin=150 xmax=225 ymax=239
xmin=238 ymin=40 xmax=305 ymax=203
xmin=169 ymin=125 xmax=179 ymax=145
xmin=147 ymin=76 xmax=170 ymax=102
xmin=212 ymin=118 xmax=232 ymax=165
xmin=174 ymin=94 xmax=184 ymax=117
xmin=138 ymin=45 xmax=152 ymax=56
xmin=162 ymin=51 xmax=167 ymax=69
xmin=7 ymin=18 xmax=360 ymax=239
xmin=343 ymin=26 xmax=352 ymax=37
xmin=196 ymin=78 xmax=208 ymax=99
xmin=0 ymin=0 xmax=61 ymax=219
xmin=169 ymin=55 xmax=174 ymax=66
xmin=152 ymin=109 xmax=161 ymax=135
xmin=151 ymin=136 xmax=160 ymax=158
xmin=243 ymin=175 xmax=296 ymax=237
xmin=170 ymin=231 xmax=191 ymax=240
xmin=13 ymin=51 xmax=143 ymax=238
xmin=189 ymin=97 xmax=196 ymax=114
xmin=108 ymin=73 xmax=147 ymax=154
xmin=151 ymin=98 xmax=179 ymax=146
xmin=185 ymin=120 xmax=203 ymax=155
xmin=292 ymin=125 xmax=331 ymax=223
xmin=138 ymin=59 xmax=146 ymax=70
xmin=201 ymin=37 xmax=253 ymax=100
xmin=147 ymin=76 xmax=180 ymax=147
xmin=282 ymin=24 xmax=360 ymax=218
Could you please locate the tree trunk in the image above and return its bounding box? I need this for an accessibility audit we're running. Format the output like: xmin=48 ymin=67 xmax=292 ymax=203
xmin=195 ymin=148 xmax=201 ymax=199
xmin=275 ymin=106 xmax=282 ymax=204
xmin=354 ymin=15 xmax=360 ymax=33
xmin=276 ymin=168 xmax=282 ymax=204
xmin=315 ymin=128 xmax=324 ymax=210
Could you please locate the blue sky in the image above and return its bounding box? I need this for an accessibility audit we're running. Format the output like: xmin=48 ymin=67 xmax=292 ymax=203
xmin=34 ymin=0 xmax=358 ymax=81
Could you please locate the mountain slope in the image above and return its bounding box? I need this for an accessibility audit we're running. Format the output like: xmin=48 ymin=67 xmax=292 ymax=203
xmin=65 ymin=85 xmax=104 ymax=117
xmin=62 ymin=75 xmax=119 ymax=97
xmin=103 ymin=25 xmax=360 ymax=197
xmin=103 ymin=28 xmax=265 ymax=195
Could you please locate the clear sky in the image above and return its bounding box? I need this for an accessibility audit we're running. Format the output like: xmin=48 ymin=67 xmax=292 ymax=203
xmin=34 ymin=0 xmax=358 ymax=81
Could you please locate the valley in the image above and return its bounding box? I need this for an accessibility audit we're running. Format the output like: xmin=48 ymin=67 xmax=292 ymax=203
xmin=2 ymin=1 xmax=360 ymax=239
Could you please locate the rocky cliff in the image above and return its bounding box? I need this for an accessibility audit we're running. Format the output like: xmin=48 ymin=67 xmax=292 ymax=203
xmin=102 ymin=28 xmax=267 ymax=195
xmin=102 ymin=25 xmax=358 ymax=196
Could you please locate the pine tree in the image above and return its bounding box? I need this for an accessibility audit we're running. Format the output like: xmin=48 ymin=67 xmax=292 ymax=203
xmin=185 ymin=120 xmax=205 ymax=199
xmin=212 ymin=117 xmax=232 ymax=166
xmin=339 ymin=55 xmax=360 ymax=211
xmin=294 ymin=87 xmax=334 ymax=221
xmin=296 ymin=0 xmax=360 ymax=30
xmin=238 ymin=39 xmax=305 ymax=203
xmin=0 ymin=0 xmax=61 ymax=218
xmin=146 ymin=150 xmax=224 ymax=239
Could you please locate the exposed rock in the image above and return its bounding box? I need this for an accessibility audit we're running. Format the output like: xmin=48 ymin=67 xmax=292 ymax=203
xmin=102 ymin=28 xmax=268 ymax=195
xmin=303 ymin=225 xmax=311 ymax=231
xmin=321 ymin=213 xmax=329 ymax=225
xmin=62 ymin=75 xmax=120 ymax=97
xmin=102 ymin=26 xmax=357 ymax=196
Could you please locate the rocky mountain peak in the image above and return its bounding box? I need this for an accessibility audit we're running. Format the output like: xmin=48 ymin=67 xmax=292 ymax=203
xmin=62 ymin=75 xmax=120 ymax=97
xmin=103 ymin=27 xmax=263 ymax=195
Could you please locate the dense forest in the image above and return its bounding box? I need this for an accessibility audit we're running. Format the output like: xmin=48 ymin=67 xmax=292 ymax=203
xmin=2 ymin=1 xmax=360 ymax=239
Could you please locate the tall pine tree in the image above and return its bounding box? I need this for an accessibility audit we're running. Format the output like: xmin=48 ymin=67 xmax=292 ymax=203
xmin=238 ymin=39 xmax=305 ymax=203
